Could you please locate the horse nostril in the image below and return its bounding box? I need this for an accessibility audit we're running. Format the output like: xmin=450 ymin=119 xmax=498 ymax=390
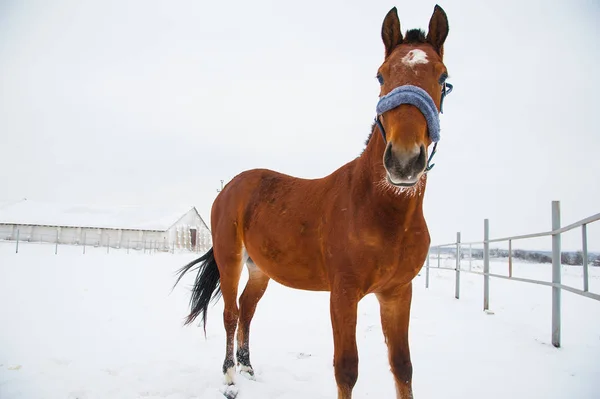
xmin=383 ymin=143 xmax=395 ymax=170
xmin=415 ymin=145 xmax=426 ymax=170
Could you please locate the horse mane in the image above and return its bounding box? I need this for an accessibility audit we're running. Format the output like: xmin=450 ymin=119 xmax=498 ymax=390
xmin=361 ymin=122 xmax=378 ymax=156
xmin=403 ymin=29 xmax=426 ymax=44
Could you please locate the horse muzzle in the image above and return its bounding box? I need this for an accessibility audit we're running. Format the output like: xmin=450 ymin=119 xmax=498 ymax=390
xmin=383 ymin=143 xmax=427 ymax=186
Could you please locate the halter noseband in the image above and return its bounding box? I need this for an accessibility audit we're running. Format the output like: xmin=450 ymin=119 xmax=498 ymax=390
xmin=374 ymin=82 xmax=452 ymax=173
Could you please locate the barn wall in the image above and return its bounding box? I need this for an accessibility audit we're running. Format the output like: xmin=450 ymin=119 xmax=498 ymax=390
xmin=71 ymin=229 xmax=169 ymax=250
xmin=167 ymin=209 xmax=212 ymax=252
xmin=0 ymin=224 xmax=15 ymax=240
xmin=1 ymin=208 xmax=209 ymax=252
xmin=13 ymin=225 xmax=34 ymax=241
xmin=8 ymin=226 xmax=123 ymax=247
xmin=121 ymin=230 xmax=144 ymax=249
xmin=140 ymin=231 xmax=169 ymax=251
xmin=58 ymin=227 xmax=81 ymax=245
xmin=81 ymin=228 xmax=103 ymax=247
xmin=0 ymin=225 xmax=166 ymax=249
xmin=28 ymin=226 xmax=56 ymax=242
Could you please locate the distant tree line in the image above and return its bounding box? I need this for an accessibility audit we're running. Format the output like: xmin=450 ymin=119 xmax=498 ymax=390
xmin=514 ymin=249 xmax=553 ymax=264
xmin=443 ymin=247 xmax=600 ymax=266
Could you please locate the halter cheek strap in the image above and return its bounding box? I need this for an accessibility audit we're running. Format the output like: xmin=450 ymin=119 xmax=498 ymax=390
xmin=374 ymin=84 xmax=451 ymax=173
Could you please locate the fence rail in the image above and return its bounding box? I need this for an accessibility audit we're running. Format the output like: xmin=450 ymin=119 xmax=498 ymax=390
xmin=2 ymin=235 xmax=211 ymax=255
xmin=426 ymin=200 xmax=599 ymax=348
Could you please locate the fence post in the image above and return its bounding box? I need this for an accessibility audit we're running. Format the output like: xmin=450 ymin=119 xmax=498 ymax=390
xmin=483 ymin=219 xmax=490 ymax=311
xmin=437 ymin=246 xmax=440 ymax=268
xmin=55 ymin=229 xmax=59 ymax=255
xmin=455 ymin=232 xmax=461 ymax=299
xmin=83 ymin=231 xmax=86 ymax=254
xmin=107 ymin=236 xmax=110 ymax=254
xmin=15 ymin=229 xmax=20 ymax=253
xmin=551 ymin=200 xmax=561 ymax=348
xmin=425 ymin=247 xmax=430 ymax=288
xmin=582 ymin=224 xmax=589 ymax=292
xmin=508 ymin=239 xmax=513 ymax=277
xmin=127 ymin=239 xmax=130 ymax=255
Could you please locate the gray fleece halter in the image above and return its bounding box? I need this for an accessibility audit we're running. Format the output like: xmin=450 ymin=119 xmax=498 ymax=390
xmin=374 ymin=82 xmax=452 ymax=172
xmin=376 ymin=85 xmax=441 ymax=142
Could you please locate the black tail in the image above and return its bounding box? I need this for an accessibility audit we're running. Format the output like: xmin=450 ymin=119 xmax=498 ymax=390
xmin=173 ymin=247 xmax=222 ymax=330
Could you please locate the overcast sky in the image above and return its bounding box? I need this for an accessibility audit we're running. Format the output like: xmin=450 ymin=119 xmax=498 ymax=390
xmin=1 ymin=0 xmax=598 ymax=251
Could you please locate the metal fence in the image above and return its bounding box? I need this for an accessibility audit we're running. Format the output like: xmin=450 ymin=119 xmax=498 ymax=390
xmin=425 ymin=200 xmax=600 ymax=348
xmin=3 ymin=234 xmax=211 ymax=255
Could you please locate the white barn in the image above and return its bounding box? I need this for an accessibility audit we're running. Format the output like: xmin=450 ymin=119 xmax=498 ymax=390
xmin=0 ymin=199 xmax=211 ymax=252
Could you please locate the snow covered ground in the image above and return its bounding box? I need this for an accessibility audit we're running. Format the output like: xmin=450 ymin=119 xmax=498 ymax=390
xmin=1 ymin=242 xmax=599 ymax=398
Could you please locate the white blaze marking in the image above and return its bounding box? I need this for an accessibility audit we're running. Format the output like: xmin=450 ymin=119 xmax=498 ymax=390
xmin=402 ymin=49 xmax=428 ymax=67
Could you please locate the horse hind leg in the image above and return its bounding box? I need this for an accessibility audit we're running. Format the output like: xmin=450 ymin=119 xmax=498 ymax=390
xmin=213 ymin=246 xmax=245 ymax=387
xmin=236 ymin=258 xmax=270 ymax=379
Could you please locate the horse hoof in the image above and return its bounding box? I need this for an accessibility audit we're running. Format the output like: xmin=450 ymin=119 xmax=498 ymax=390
xmin=238 ymin=364 xmax=256 ymax=380
xmin=220 ymin=384 xmax=239 ymax=399
xmin=223 ymin=365 xmax=236 ymax=385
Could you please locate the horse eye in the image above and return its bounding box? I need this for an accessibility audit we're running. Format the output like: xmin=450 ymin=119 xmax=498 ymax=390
xmin=376 ymin=74 xmax=384 ymax=85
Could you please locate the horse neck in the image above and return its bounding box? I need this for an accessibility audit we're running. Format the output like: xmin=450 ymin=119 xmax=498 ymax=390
xmin=352 ymin=127 xmax=427 ymax=222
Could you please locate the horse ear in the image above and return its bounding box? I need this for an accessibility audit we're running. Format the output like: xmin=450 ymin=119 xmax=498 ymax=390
xmin=426 ymin=5 xmax=449 ymax=57
xmin=381 ymin=7 xmax=402 ymax=58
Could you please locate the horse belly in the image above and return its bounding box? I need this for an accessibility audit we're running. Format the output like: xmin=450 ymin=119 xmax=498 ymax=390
xmin=237 ymin=170 xmax=332 ymax=291
xmin=244 ymin=236 xmax=330 ymax=291
xmin=260 ymin=260 xmax=330 ymax=291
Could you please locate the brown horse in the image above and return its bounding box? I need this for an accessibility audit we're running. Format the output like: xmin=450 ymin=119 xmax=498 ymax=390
xmin=175 ymin=5 xmax=451 ymax=398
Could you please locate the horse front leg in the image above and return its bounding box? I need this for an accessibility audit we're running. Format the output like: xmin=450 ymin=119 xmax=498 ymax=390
xmin=330 ymin=284 xmax=361 ymax=399
xmin=376 ymin=282 xmax=414 ymax=399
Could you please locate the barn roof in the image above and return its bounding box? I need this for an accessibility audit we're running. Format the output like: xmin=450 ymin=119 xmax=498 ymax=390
xmin=0 ymin=199 xmax=21 ymax=209
xmin=0 ymin=199 xmax=205 ymax=232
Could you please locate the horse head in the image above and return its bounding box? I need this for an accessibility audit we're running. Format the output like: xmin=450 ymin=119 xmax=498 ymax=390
xmin=375 ymin=5 xmax=451 ymax=187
